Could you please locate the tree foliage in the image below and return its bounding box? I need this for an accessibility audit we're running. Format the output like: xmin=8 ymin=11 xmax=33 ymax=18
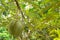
xmin=0 ymin=0 xmax=60 ymax=40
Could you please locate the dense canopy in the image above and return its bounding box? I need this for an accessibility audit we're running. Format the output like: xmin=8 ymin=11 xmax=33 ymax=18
xmin=0 ymin=0 xmax=60 ymax=40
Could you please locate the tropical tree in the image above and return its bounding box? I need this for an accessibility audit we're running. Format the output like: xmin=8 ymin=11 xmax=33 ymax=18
xmin=0 ymin=0 xmax=60 ymax=40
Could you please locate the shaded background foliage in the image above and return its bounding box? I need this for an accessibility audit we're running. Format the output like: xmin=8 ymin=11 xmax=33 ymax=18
xmin=0 ymin=0 xmax=60 ymax=40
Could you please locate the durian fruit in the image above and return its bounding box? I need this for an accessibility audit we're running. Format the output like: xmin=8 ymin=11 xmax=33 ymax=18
xmin=8 ymin=19 xmax=25 ymax=38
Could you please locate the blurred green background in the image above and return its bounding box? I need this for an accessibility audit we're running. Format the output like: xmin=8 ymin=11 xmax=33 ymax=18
xmin=0 ymin=0 xmax=60 ymax=40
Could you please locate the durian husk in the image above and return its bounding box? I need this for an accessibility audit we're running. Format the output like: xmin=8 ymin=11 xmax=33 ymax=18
xmin=8 ymin=19 xmax=24 ymax=38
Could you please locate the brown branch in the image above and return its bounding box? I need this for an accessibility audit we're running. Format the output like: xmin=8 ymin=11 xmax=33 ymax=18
xmin=14 ymin=0 xmax=25 ymax=19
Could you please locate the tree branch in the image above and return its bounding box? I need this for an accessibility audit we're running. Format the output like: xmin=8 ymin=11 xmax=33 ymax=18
xmin=14 ymin=0 xmax=25 ymax=19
